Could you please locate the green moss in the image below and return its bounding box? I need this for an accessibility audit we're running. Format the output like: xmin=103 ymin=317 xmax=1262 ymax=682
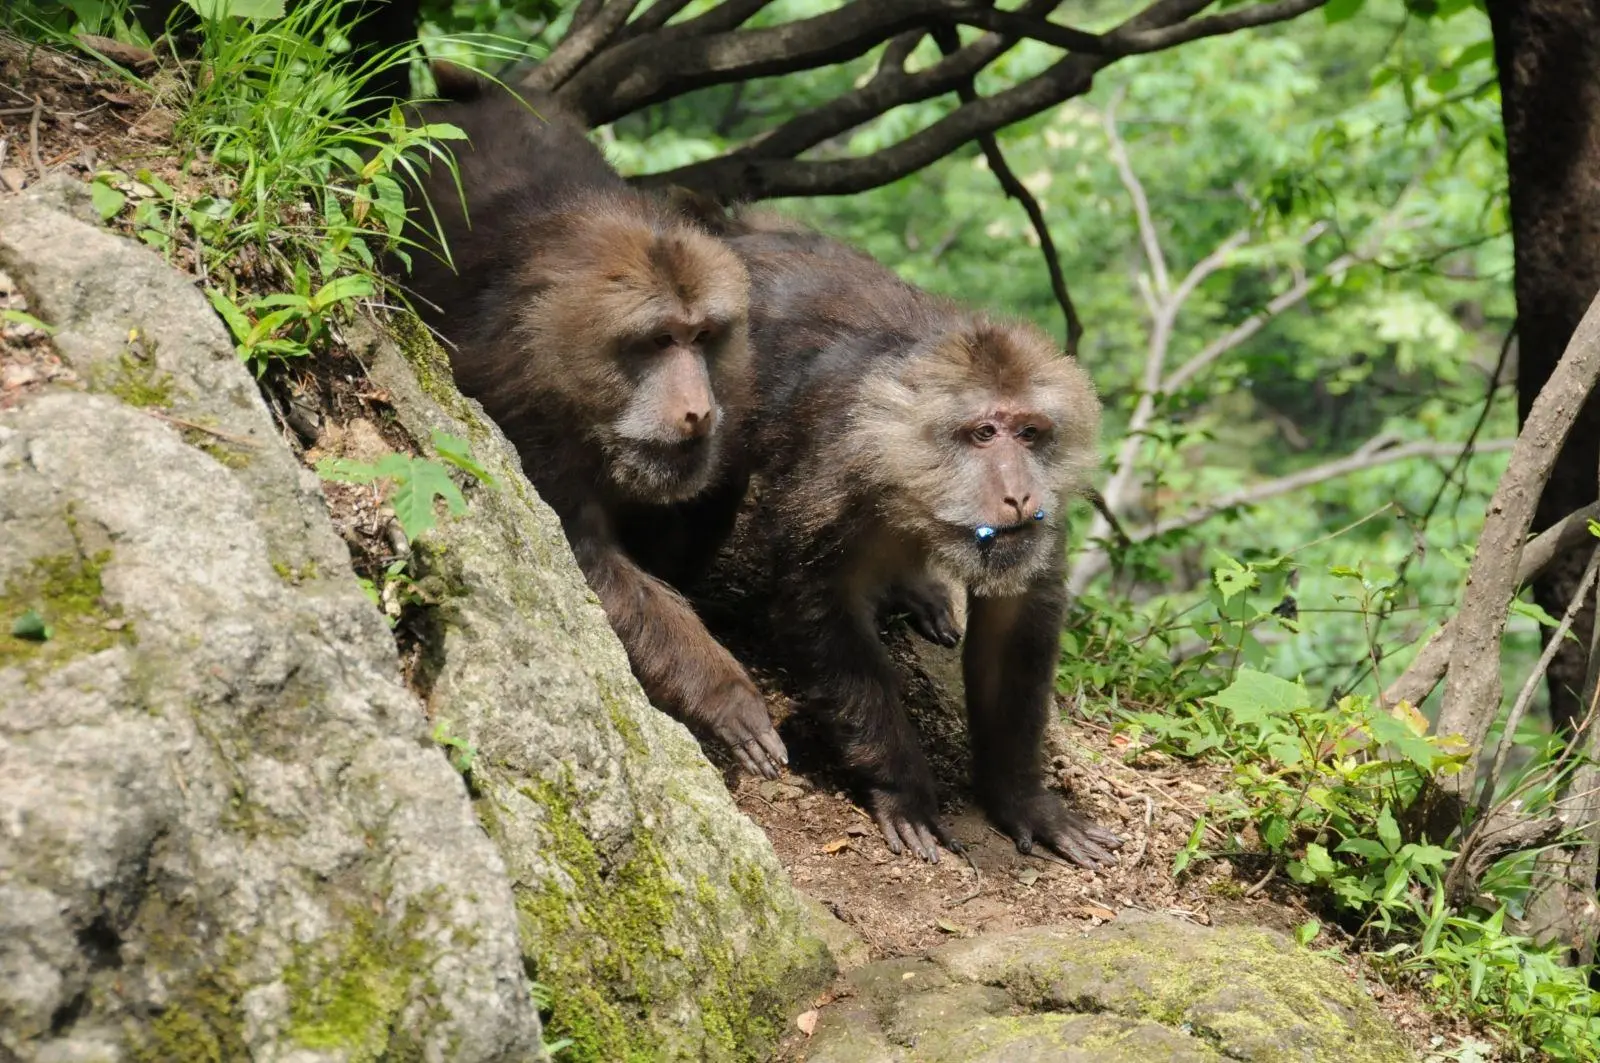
xmin=1 ymin=516 xmax=134 ymax=674
xmin=94 ymin=346 xmax=177 ymax=409
xmin=284 ymin=902 xmax=434 ymax=1061
xmin=390 ymin=312 xmax=488 ymax=444
xmin=507 ymin=772 xmax=823 ymax=1063
xmin=270 ymin=558 xmax=319 ymax=584
xmin=126 ymin=899 xmax=250 ymax=1063
xmin=195 ymin=437 xmax=253 ymax=469
xmin=596 ymin=675 xmax=649 ymax=757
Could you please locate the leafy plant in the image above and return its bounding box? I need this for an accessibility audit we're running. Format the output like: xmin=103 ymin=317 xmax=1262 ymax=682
xmin=316 ymin=429 xmax=490 ymax=543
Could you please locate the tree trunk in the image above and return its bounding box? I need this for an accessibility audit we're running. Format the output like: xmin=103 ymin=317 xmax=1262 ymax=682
xmin=1485 ymin=0 xmax=1600 ymax=734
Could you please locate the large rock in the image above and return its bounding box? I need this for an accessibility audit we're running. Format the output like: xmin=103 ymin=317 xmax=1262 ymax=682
xmin=0 ymin=183 xmax=541 ymax=1060
xmin=0 ymin=179 xmax=834 ymax=1063
xmin=797 ymin=913 xmax=1413 ymax=1063
xmin=359 ymin=316 xmax=834 ymax=1062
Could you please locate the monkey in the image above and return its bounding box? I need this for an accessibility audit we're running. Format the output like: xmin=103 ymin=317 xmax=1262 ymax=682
xmin=391 ymin=79 xmax=787 ymax=779
xmin=716 ymin=211 xmax=1122 ymax=867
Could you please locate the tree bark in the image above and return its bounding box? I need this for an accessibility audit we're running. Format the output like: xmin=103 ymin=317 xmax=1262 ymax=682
xmin=1485 ymin=0 xmax=1600 ymax=734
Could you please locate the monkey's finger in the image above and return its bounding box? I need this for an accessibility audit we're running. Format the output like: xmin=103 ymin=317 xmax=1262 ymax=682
xmin=874 ymin=811 xmax=907 ymax=856
xmin=1048 ymin=831 xmax=1117 ymax=870
xmin=743 ymin=738 xmax=780 ymax=779
xmin=1083 ymin=825 xmax=1124 ymax=849
xmin=931 ymin=821 xmax=966 ymax=854
xmin=911 ymin=821 xmax=941 ymax=864
xmin=754 ymin=726 xmax=789 ymax=768
xmin=727 ymin=740 xmax=767 ymax=778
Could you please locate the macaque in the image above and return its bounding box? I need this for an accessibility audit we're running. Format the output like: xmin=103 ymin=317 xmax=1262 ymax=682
xmin=395 ymin=79 xmax=785 ymax=778
xmin=721 ymin=213 xmax=1121 ymax=867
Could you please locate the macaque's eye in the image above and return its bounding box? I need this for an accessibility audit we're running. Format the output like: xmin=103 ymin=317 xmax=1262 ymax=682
xmin=653 ymin=333 xmax=675 ymax=350
xmin=1017 ymin=425 xmax=1039 ymax=443
xmin=971 ymin=423 xmax=998 ymax=443
xmin=694 ymin=328 xmax=712 ymax=345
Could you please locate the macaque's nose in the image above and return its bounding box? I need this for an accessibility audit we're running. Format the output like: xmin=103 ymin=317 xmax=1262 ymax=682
xmin=1003 ymin=493 xmax=1032 ymax=522
xmin=680 ymin=407 xmax=714 ymax=439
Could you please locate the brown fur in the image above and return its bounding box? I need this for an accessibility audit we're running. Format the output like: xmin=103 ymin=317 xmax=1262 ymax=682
xmin=721 ymin=211 xmax=1120 ymax=865
xmin=393 ymin=84 xmax=785 ymax=777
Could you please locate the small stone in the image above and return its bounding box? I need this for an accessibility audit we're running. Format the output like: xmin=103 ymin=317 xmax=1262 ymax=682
xmin=758 ymin=780 xmax=804 ymax=802
xmin=0 ymin=169 xmax=27 ymax=193
xmin=3 ymin=365 xmax=40 ymax=390
xmin=796 ymin=1009 xmax=818 ymax=1036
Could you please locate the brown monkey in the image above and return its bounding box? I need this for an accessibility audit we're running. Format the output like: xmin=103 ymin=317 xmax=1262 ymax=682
xmin=394 ymin=80 xmax=786 ymax=777
xmin=722 ymin=213 xmax=1121 ymax=866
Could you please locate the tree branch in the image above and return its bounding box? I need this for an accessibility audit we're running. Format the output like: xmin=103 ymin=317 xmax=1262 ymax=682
xmin=1129 ymin=438 xmax=1516 ymax=544
xmin=1383 ymin=501 xmax=1600 ymax=710
xmin=1435 ymin=290 xmax=1600 ymax=791
xmin=1103 ymin=89 xmax=1170 ymax=299
xmin=524 ymin=0 xmax=643 ymax=92
xmin=1105 ymin=0 xmax=1329 ymax=54
xmin=931 ymin=24 xmax=1084 ymax=356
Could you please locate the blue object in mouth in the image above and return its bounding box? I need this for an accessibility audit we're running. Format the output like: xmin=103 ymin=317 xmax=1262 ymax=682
xmin=975 ymin=525 xmax=997 ymax=542
xmin=1033 ymin=508 xmax=1046 ymax=521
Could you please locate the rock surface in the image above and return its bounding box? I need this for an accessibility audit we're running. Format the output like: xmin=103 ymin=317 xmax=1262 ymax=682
xmin=361 ymin=319 xmax=835 ymax=1061
xmin=793 ymin=913 xmax=1414 ymax=1063
xmin=0 ymin=180 xmax=833 ymax=1062
xmin=0 ymin=182 xmax=541 ymax=1060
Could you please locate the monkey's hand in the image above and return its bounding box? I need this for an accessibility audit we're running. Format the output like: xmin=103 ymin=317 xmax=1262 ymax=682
xmin=867 ymin=785 xmax=963 ymax=864
xmin=988 ymin=790 xmax=1121 ymax=870
xmin=884 ymin=577 xmax=963 ymax=648
xmin=705 ymin=682 xmax=789 ymax=780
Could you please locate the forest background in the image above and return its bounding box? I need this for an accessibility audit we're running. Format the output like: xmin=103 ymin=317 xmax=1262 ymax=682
xmin=11 ymin=0 xmax=1600 ymax=1058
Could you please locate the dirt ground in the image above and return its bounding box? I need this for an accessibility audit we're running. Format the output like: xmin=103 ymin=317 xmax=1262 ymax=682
xmin=1 ymin=31 xmax=1469 ymax=1060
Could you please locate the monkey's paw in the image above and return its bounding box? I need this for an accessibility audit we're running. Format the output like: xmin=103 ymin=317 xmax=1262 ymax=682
xmin=705 ymin=688 xmax=789 ymax=780
xmin=885 ymin=578 xmax=963 ymax=648
xmin=991 ymin=791 xmax=1122 ymax=870
xmin=868 ymin=786 xmax=963 ymax=864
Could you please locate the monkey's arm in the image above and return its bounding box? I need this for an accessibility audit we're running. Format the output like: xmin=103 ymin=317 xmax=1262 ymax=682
xmin=788 ymin=578 xmax=957 ymax=862
xmin=963 ymin=568 xmax=1122 ymax=869
xmin=570 ymin=506 xmax=787 ymax=778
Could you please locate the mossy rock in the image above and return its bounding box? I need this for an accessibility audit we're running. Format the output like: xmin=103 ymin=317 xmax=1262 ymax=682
xmin=799 ymin=913 xmax=1413 ymax=1063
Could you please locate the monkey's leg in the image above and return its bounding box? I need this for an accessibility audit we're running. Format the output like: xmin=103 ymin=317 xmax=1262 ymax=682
xmin=580 ymin=533 xmax=787 ymax=778
xmin=793 ymin=586 xmax=958 ymax=862
xmin=964 ymin=575 xmax=1122 ymax=870
xmin=881 ymin=573 xmax=963 ymax=648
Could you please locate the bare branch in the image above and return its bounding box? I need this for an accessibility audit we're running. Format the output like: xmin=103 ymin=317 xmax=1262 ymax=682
xmin=1128 ymin=438 xmax=1516 ymax=543
xmin=1476 ymin=547 xmax=1600 ymax=824
xmin=525 ymin=0 xmax=643 ymax=92
xmin=626 ymin=0 xmax=701 ymax=36
xmin=657 ymin=0 xmax=779 ymax=39
xmin=1383 ymin=501 xmax=1600 ymax=710
xmin=1435 ymin=290 xmax=1600 ymax=789
xmin=1103 ymin=89 xmax=1169 ymax=298
xmin=636 ymin=53 xmax=1107 ymax=198
xmin=1106 ymin=0 xmax=1330 ymax=54
xmin=569 ymin=0 xmax=608 ymax=33
xmin=931 ymin=24 xmax=1084 ymax=355
xmin=1164 ymin=252 xmax=1355 ymax=394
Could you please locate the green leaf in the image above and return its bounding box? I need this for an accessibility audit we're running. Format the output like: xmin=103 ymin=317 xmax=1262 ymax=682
xmin=91 ymin=181 xmax=127 ymax=221
xmin=315 ymin=456 xmax=383 ymax=484
xmin=431 ymin=430 xmax=496 ymax=487
xmin=205 ymin=288 xmax=252 ymax=344
xmin=180 ymin=0 xmax=287 ymax=19
xmin=1376 ymin=806 xmax=1402 ymax=854
xmin=1213 ymin=560 xmax=1257 ymax=603
xmin=11 ymin=608 xmax=52 ymax=642
xmin=1 ymin=309 xmax=57 ymax=335
xmin=1337 ymin=838 xmax=1390 ymax=861
xmin=1303 ymin=842 xmax=1336 ymax=879
xmin=309 ymin=273 xmax=376 ymax=311
xmin=390 ymin=459 xmax=467 ymax=542
xmin=1324 ymin=0 xmax=1365 ymax=22
xmin=1205 ymin=668 xmax=1310 ymax=726
xmin=1510 ymin=597 xmax=1564 ymax=629
xmin=1367 ymin=709 xmax=1441 ymax=769
xmin=1294 ymin=919 xmax=1321 ymax=946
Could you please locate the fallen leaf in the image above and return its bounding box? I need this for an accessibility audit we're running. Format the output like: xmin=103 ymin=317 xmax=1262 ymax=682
xmin=11 ymin=609 xmax=52 ymax=642
xmin=1016 ymin=868 xmax=1040 ymax=887
xmin=821 ymin=837 xmax=851 ymax=855
xmin=935 ymin=918 xmax=967 ymax=935
xmin=845 ymin=823 xmax=870 ymax=836
xmin=796 ymin=1009 xmax=818 ymax=1036
xmin=1078 ymin=904 xmax=1117 ymax=921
